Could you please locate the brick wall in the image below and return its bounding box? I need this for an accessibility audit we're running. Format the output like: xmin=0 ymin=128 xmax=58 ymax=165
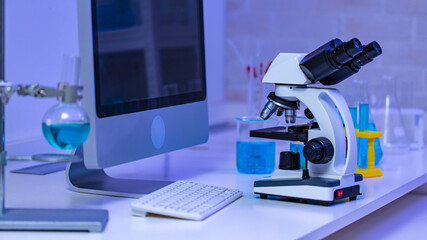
xmin=225 ymin=0 xmax=427 ymax=145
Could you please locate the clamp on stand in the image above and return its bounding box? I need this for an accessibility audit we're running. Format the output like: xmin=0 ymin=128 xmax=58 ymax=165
xmin=0 ymin=81 xmax=108 ymax=232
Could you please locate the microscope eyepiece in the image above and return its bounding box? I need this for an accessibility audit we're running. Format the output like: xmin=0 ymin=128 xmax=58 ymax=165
xmin=299 ymin=38 xmax=363 ymax=83
xmin=330 ymin=38 xmax=363 ymax=66
xmin=352 ymin=41 xmax=382 ymax=68
xmin=365 ymin=41 xmax=382 ymax=59
xmin=319 ymin=41 xmax=383 ymax=86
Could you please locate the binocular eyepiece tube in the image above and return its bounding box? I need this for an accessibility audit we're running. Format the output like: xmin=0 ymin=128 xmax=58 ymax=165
xmin=329 ymin=38 xmax=363 ymax=67
xmin=299 ymin=38 xmax=382 ymax=86
xmin=319 ymin=41 xmax=382 ymax=86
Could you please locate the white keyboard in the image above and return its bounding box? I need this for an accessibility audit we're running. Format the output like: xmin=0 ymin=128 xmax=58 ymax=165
xmin=131 ymin=180 xmax=242 ymax=220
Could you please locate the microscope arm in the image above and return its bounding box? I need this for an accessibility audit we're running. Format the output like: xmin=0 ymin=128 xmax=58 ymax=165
xmin=321 ymin=89 xmax=357 ymax=175
xmin=275 ymin=86 xmax=357 ymax=177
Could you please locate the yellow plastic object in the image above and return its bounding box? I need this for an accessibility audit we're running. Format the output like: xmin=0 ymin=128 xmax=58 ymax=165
xmin=355 ymin=130 xmax=383 ymax=178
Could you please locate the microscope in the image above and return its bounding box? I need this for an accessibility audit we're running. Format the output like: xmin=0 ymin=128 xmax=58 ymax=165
xmin=251 ymin=38 xmax=382 ymax=205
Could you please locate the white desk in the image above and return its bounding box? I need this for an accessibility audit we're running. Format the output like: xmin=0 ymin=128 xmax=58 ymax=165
xmin=1 ymin=128 xmax=426 ymax=240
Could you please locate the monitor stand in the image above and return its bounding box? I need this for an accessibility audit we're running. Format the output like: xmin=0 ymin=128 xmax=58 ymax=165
xmin=65 ymin=147 xmax=173 ymax=198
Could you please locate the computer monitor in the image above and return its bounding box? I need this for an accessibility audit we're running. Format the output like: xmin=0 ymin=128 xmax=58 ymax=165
xmin=66 ymin=0 xmax=209 ymax=197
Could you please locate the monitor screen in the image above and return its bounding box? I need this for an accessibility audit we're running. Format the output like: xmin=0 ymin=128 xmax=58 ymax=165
xmin=77 ymin=0 xmax=209 ymax=170
xmin=91 ymin=0 xmax=206 ymax=117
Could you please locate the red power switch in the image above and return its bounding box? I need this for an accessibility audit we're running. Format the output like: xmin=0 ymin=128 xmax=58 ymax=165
xmin=337 ymin=190 xmax=343 ymax=197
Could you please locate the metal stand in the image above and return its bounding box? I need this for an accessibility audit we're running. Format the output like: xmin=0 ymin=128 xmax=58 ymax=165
xmin=0 ymin=0 xmax=108 ymax=231
xmin=0 ymin=208 xmax=108 ymax=232
xmin=0 ymin=106 xmax=108 ymax=232
xmin=66 ymin=147 xmax=173 ymax=198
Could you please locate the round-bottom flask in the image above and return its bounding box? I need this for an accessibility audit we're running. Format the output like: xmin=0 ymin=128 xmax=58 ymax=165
xmin=42 ymin=102 xmax=90 ymax=150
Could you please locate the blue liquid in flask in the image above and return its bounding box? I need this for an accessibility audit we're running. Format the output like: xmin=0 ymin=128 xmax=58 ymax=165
xmin=42 ymin=122 xmax=90 ymax=150
xmin=236 ymin=141 xmax=275 ymax=174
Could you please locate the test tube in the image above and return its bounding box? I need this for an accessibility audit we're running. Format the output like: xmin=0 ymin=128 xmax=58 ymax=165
xmin=349 ymin=107 xmax=358 ymax=129
xmin=61 ymin=54 xmax=80 ymax=85
xmin=359 ymin=103 xmax=369 ymax=131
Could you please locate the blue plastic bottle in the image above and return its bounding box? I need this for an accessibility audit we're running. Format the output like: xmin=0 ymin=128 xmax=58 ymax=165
xmin=290 ymin=142 xmax=306 ymax=169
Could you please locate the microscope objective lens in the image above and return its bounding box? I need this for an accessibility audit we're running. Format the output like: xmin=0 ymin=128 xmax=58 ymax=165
xmin=260 ymin=101 xmax=277 ymax=120
xmin=285 ymin=109 xmax=297 ymax=124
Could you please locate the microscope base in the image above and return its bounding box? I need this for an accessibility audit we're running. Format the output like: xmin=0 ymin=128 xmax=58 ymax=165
xmin=254 ymin=176 xmax=362 ymax=206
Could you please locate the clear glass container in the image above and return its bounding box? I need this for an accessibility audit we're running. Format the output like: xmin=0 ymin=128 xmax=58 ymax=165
xmin=42 ymin=102 xmax=90 ymax=150
xmin=236 ymin=116 xmax=277 ymax=174
xmin=369 ymin=75 xmax=409 ymax=149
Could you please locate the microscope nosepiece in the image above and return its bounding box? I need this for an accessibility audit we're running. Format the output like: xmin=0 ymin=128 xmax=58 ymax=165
xmin=260 ymin=92 xmax=300 ymax=121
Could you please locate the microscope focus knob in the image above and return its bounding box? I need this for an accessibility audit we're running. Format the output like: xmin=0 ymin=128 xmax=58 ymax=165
xmin=303 ymin=137 xmax=334 ymax=164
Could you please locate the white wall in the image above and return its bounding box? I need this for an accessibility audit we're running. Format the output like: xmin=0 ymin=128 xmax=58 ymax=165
xmin=5 ymin=0 xmax=78 ymax=145
xmin=203 ymin=0 xmax=227 ymax=126
xmin=225 ymin=0 xmax=427 ymax=140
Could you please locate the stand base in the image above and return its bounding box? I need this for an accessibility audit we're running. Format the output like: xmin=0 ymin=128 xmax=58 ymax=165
xmin=11 ymin=162 xmax=67 ymax=175
xmin=356 ymin=167 xmax=383 ymax=178
xmin=0 ymin=208 xmax=108 ymax=232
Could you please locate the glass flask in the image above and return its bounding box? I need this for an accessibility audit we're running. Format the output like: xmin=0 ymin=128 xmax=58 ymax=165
xmin=42 ymin=102 xmax=90 ymax=150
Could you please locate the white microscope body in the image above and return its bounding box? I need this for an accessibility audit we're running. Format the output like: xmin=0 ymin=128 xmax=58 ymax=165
xmin=251 ymin=38 xmax=382 ymax=205
xmin=253 ymin=54 xmax=359 ymax=204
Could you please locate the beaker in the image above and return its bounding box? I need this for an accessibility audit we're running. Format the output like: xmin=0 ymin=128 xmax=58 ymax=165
xmin=246 ymin=55 xmax=274 ymax=117
xmin=236 ymin=116 xmax=277 ymax=174
xmin=369 ymin=75 xmax=409 ymax=149
xmin=226 ymin=38 xmax=274 ymax=117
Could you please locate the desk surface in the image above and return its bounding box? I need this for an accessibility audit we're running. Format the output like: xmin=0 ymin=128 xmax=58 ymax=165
xmin=1 ymin=129 xmax=427 ymax=240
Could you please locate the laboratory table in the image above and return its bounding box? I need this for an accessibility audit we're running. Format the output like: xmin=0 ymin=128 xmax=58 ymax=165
xmin=0 ymin=128 xmax=426 ymax=240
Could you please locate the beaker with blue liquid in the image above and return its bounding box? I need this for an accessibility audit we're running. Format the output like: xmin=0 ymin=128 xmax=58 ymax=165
xmin=236 ymin=117 xmax=276 ymax=174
